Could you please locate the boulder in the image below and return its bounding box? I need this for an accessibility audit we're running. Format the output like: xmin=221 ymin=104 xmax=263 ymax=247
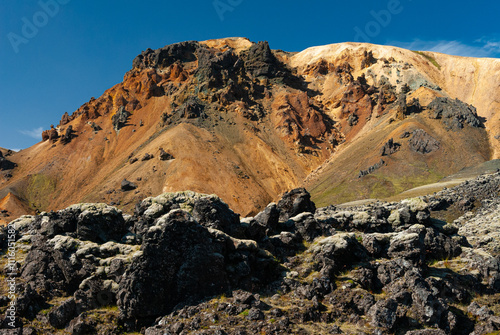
xmin=158 ymin=148 xmax=174 ymax=161
xmin=277 ymin=188 xmax=316 ymax=222
xmin=117 ymin=210 xmax=229 ymax=325
xmin=60 ymin=125 xmax=74 ymax=145
xmin=112 ymin=106 xmax=130 ymax=133
xmin=379 ymin=138 xmax=400 ymax=156
xmin=121 ymin=179 xmax=137 ymax=191
xmin=47 ymin=297 xmax=76 ymax=329
xmin=408 ymin=129 xmax=440 ymax=154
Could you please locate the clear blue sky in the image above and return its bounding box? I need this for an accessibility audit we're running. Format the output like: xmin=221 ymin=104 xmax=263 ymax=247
xmin=1 ymin=0 xmax=499 ymax=150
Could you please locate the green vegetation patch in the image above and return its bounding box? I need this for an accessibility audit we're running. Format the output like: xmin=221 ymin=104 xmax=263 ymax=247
xmin=25 ymin=173 xmax=58 ymax=212
xmin=413 ymin=51 xmax=441 ymax=70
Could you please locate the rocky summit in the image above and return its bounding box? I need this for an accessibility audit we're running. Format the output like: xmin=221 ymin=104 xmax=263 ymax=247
xmin=0 ymin=171 xmax=499 ymax=334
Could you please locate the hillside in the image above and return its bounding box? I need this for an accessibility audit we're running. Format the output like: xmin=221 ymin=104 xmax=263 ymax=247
xmin=0 ymin=38 xmax=499 ymax=221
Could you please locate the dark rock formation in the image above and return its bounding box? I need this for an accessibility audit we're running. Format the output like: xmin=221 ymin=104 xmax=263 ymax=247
xmin=347 ymin=113 xmax=358 ymax=126
xmin=112 ymin=106 xmax=131 ymax=133
xmin=158 ymin=148 xmax=174 ymax=161
xmin=0 ymin=155 xmax=16 ymax=171
xmin=407 ymin=97 xmax=422 ymax=114
xmin=141 ymin=153 xmax=153 ymax=161
xmin=361 ymin=50 xmax=376 ymax=69
xmin=177 ymin=97 xmax=204 ymax=119
xmin=2 ymin=173 xmax=500 ymax=335
xmin=409 ymin=129 xmax=440 ymax=154
xmin=121 ymin=179 xmax=137 ymax=191
xmin=428 ymin=97 xmax=482 ymax=130
xmin=380 ymin=138 xmax=400 ymax=156
xmin=243 ymin=41 xmax=279 ymax=78
xmin=42 ymin=125 xmax=59 ymax=142
xmin=89 ymin=122 xmax=101 ymax=132
xmin=60 ymin=125 xmax=74 ymax=145
xmin=132 ymin=41 xmax=199 ymax=70
xmin=276 ymin=188 xmax=316 ymax=222
xmin=117 ymin=210 xmax=229 ymax=325
xmin=59 ymin=112 xmax=70 ymax=126
xmin=195 ymin=47 xmax=240 ymax=89
xmin=358 ymin=159 xmax=385 ymax=178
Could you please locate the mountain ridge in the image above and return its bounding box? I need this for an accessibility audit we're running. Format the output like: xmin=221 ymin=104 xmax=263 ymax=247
xmin=0 ymin=38 xmax=498 ymax=223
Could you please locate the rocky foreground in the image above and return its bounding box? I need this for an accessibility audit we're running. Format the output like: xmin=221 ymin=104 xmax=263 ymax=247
xmin=1 ymin=172 xmax=500 ymax=334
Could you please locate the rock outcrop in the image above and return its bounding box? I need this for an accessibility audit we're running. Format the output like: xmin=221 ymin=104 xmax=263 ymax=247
xmin=428 ymin=97 xmax=483 ymax=130
xmin=112 ymin=106 xmax=131 ymax=133
xmin=358 ymin=159 xmax=385 ymax=178
xmin=1 ymin=173 xmax=499 ymax=334
xmin=408 ymin=129 xmax=440 ymax=154
xmin=380 ymin=138 xmax=401 ymax=156
xmin=0 ymin=151 xmax=16 ymax=171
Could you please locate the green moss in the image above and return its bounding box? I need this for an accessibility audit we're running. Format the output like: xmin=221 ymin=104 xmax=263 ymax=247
xmin=413 ymin=51 xmax=441 ymax=70
xmin=25 ymin=173 xmax=58 ymax=212
xmin=239 ymin=309 xmax=249 ymax=317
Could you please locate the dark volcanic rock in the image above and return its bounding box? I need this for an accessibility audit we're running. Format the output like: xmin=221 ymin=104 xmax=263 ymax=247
xmin=121 ymin=179 xmax=137 ymax=191
xmin=358 ymin=159 xmax=385 ymax=178
xmin=380 ymin=138 xmax=400 ymax=156
xmin=42 ymin=126 xmax=59 ymax=142
xmin=177 ymin=97 xmax=205 ymax=119
xmin=367 ymin=298 xmax=398 ymax=329
xmin=243 ymin=41 xmax=279 ymax=78
xmin=112 ymin=106 xmax=131 ymax=133
xmin=158 ymin=148 xmax=174 ymax=161
xmin=408 ymin=129 xmax=440 ymax=154
xmin=195 ymin=47 xmax=240 ymax=88
xmin=59 ymin=112 xmax=71 ymax=126
xmin=47 ymin=297 xmax=76 ymax=329
xmin=2 ymin=172 xmax=500 ymax=335
xmin=428 ymin=97 xmax=482 ymax=130
xmin=277 ymin=188 xmax=316 ymax=222
xmin=132 ymin=41 xmax=199 ymax=70
xmin=60 ymin=125 xmax=74 ymax=145
xmin=117 ymin=210 xmax=229 ymax=324
xmin=0 ymin=155 xmax=16 ymax=171
xmin=192 ymin=196 xmax=241 ymax=236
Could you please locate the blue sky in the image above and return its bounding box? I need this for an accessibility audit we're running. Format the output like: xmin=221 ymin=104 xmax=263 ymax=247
xmin=1 ymin=0 xmax=499 ymax=150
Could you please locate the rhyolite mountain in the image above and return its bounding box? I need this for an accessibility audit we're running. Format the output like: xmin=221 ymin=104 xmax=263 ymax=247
xmin=0 ymin=38 xmax=499 ymax=224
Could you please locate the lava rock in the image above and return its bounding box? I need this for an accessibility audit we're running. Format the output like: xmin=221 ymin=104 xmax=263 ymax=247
xmin=380 ymin=138 xmax=400 ymax=156
xmin=60 ymin=125 xmax=74 ymax=145
xmin=158 ymin=148 xmax=174 ymax=161
xmin=428 ymin=97 xmax=482 ymax=130
xmin=408 ymin=129 xmax=440 ymax=154
xmin=121 ymin=179 xmax=137 ymax=191
xmin=243 ymin=41 xmax=279 ymax=78
xmin=47 ymin=297 xmax=76 ymax=329
xmin=117 ymin=210 xmax=229 ymax=326
xmin=112 ymin=106 xmax=131 ymax=133
xmin=277 ymin=188 xmax=316 ymax=222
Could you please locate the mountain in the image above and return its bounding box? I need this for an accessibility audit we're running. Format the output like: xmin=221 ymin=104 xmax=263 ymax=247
xmin=0 ymin=38 xmax=499 ymax=222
